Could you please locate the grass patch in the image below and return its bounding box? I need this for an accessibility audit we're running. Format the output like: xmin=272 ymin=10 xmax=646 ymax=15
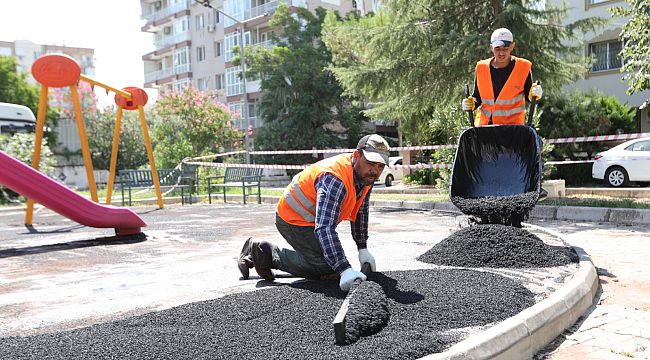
xmin=540 ymin=195 xmax=650 ymax=209
xmin=2 ymin=187 xmax=649 ymax=210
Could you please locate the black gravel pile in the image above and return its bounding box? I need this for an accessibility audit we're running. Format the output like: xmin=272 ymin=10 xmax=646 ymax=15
xmin=451 ymin=191 xmax=539 ymax=227
xmin=418 ymin=224 xmax=579 ymax=268
xmin=344 ymin=280 xmax=389 ymax=344
xmin=0 ymin=269 xmax=535 ymax=360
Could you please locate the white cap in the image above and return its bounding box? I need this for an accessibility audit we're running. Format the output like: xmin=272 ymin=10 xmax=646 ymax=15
xmin=490 ymin=28 xmax=513 ymax=48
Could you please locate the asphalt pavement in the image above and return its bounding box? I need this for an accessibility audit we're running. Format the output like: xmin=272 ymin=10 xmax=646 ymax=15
xmin=0 ymin=195 xmax=648 ymax=359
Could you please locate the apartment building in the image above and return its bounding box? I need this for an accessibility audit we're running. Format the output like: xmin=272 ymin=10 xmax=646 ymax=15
xmin=0 ymin=40 xmax=95 ymax=84
xmin=139 ymin=0 xmax=382 ymax=134
xmin=547 ymin=0 xmax=650 ymax=132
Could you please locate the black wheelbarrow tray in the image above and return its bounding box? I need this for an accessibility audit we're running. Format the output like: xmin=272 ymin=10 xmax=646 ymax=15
xmin=449 ymin=124 xmax=543 ymax=226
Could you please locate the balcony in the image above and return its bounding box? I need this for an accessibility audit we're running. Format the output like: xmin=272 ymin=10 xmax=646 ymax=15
xmin=224 ymin=0 xmax=306 ymax=26
xmin=142 ymin=0 xmax=191 ymax=24
xmin=154 ymin=32 xmax=191 ymax=50
xmin=144 ymin=64 xmax=192 ymax=84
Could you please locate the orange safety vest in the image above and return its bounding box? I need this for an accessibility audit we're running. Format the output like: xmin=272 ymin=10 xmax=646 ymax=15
xmin=277 ymin=153 xmax=371 ymax=227
xmin=476 ymin=56 xmax=531 ymax=125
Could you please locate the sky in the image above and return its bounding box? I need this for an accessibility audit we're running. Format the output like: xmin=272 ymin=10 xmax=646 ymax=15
xmin=0 ymin=0 xmax=157 ymax=108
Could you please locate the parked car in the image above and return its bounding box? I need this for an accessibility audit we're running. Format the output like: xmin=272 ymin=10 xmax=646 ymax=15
xmin=377 ymin=156 xmax=404 ymax=187
xmin=592 ymin=137 xmax=650 ymax=187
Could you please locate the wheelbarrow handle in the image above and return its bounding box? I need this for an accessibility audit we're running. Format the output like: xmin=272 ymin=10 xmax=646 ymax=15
xmin=464 ymin=83 xmax=474 ymax=127
xmin=527 ymin=80 xmax=541 ymax=127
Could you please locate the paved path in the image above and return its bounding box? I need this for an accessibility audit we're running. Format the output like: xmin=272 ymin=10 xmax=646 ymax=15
xmin=530 ymin=219 xmax=650 ymax=359
xmin=0 ymin=203 xmax=648 ymax=359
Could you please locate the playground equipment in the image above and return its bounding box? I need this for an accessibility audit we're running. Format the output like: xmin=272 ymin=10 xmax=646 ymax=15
xmin=0 ymin=150 xmax=146 ymax=235
xmin=24 ymin=53 xmax=163 ymax=229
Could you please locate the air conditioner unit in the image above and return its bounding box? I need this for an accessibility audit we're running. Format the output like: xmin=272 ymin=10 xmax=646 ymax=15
xmin=163 ymin=27 xmax=172 ymax=35
xmin=154 ymin=1 xmax=162 ymax=10
xmin=207 ymin=24 xmax=216 ymax=32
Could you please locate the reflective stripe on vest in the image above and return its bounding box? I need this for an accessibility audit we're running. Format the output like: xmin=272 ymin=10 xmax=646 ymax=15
xmin=282 ymin=175 xmax=316 ymax=222
xmin=476 ymin=56 xmax=532 ymax=125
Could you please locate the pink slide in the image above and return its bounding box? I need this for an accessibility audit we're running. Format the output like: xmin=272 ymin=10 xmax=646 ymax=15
xmin=0 ymin=150 xmax=146 ymax=235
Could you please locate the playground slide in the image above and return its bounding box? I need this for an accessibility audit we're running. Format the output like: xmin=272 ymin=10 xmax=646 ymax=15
xmin=0 ymin=150 xmax=146 ymax=235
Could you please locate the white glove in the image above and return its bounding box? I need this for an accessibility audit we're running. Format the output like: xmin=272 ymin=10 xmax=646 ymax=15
xmin=339 ymin=267 xmax=366 ymax=292
xmin=461 ymin=96 xmax=476 ymax=111
xmin=358 ymin=248 xmax=376 ymax=272
xmin=530 ymin=84 xmax=543 ymax=100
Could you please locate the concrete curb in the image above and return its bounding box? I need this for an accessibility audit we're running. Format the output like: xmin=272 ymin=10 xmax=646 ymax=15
xmin=419 ymin=225 xmax=599 ymax=360
xmin=2 ymin=195 xmax=648 ymax=225
xmin=370 ymin=200 xmax=650 ymax=225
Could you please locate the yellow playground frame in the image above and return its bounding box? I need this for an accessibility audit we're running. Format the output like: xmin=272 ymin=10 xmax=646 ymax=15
xmin=26 ymin=53 xmax=164 ymax=226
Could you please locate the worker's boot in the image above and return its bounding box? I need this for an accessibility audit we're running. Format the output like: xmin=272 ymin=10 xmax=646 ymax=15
xmin=237 ymin=237 xmax=254 ymax=279
xmin=251 ymin=240 xmax=275 ymax=281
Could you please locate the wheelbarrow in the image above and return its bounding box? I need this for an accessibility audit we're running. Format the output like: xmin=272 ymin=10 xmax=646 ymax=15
xmin=449 ymin=82 xmax=542 ymax=227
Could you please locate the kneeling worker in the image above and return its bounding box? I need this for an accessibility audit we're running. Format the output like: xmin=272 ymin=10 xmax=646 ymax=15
xmin=237 ymin=134 xmax=390 ymax=291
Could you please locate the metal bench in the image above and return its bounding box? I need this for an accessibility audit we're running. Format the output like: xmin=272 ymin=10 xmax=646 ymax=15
xmin=119 ymin=168 xmax=194 ymax=206
xmin=207 ymin=167 xmax=263 ymax=204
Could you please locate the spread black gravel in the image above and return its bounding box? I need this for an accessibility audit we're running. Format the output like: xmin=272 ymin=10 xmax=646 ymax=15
xmin=0 ymin=269 xmax=534 ymax=360
xmin=418 ymin=224 xmax=579 ymax=268
xmin=451 ymin=191 xmax=539 ymax=227
xmin=344 ymin=280 xmax=389 ymax=344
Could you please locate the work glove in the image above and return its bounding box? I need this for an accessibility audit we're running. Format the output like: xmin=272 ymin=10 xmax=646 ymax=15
xmin=529 ymin=83 xmax=543 ymax=100
xmin=339 ymin=267 xmax=367 ymax=292
xmin=358 ymin=248 xmax=376 ymax=272
xmin=461 ymin=96 xmax=476 ymax=111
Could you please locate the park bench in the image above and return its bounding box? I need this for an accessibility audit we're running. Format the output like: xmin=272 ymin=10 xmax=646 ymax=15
xmin=207 ymin=167 xmax=263 ymax=204
xmin=119 ymin=168 xmax=194 ymax=206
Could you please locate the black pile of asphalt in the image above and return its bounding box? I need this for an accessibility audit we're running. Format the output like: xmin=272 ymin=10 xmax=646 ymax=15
xmin=344 ymin=280 xmax=390 ymax=344
xmin=0 ymin=269 xmax=535 ymax=360
xmin=418 ymin=224 xmax=579 ymax=268
xmin=451 ymin=191 xmax=539 ymax=227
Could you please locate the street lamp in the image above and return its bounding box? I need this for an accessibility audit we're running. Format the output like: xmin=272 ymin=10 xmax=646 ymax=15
xmin=196 ymin=0 xmax=251 ymax=163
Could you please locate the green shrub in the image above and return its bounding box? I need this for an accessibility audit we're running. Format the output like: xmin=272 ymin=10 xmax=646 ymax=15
xmin=0 ymin=133 xmax=56 ymax=203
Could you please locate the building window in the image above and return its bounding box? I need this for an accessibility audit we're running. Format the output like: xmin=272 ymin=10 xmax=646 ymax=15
xmin=225 ymin=32 xmax=239 ymax=62
xmin=215 ymin=73 xmax=225 ymax=90
xmin=173 ymin=47 xmax=190 ymax=73
xmin=226 ymin=66 xmax=243 ymax=96
xmin=228 ymin=102 xmax=244 ymax=129
xmin=590 ymin=40 xmax=622 ymax=72
xmin=197 ymin=46 xmax=206 ymax=62
xmin=214 ymin=9 xmax=220 ymax=23
xmin=589 ymin=0 xmax=609 ymax=4
xmin=173 ymin=78 xmax=191 ymax=92
xmin=198 ymin=77 xmax=209 ymax=91
xmin=214 ymin=41 xmax=222 ymax=57
xmin=195 ymin=14 xmax=205 ymax=30
xmin=0 ymin=47 xmax=11 ymax=56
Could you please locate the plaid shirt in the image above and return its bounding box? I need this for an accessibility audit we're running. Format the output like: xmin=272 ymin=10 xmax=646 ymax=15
xmin=314 ymin=171 xmax=371 ymax=274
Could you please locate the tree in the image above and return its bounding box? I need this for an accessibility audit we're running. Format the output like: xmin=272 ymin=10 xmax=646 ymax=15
xmin=85 ymin=107 xmax=149 ymax=170
xmin=612 ymin=0 xmax=650 ymax=105
xmin=151 ymin=87 xmax=242 ymax=168
xmin=538 ymin=89 xmax=637 ymax=160
xmin=245 ymin=4 xmax=368 ymax=165
xmin=0 ymin=56 xmax=59 ymax=145
xmin=322 ymin=0 xmax=604 ymax=142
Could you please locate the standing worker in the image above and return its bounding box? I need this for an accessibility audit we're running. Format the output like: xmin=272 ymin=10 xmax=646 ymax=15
xmin=462 ymin=28 xmax=543 ymax=125
xmin=237 ymin=134 xmax=390 ymax=292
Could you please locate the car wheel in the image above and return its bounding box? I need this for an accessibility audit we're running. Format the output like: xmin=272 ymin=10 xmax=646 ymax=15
xmin=385 ymin=174 xmax=394 ymax=187
xmin=605 ymin=166 xmax=629 ymax=187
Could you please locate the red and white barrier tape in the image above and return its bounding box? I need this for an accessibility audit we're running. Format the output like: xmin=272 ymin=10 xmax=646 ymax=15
xmin=544 ymin=132 xmax=650 ymax=144
xmin=200 ymin=132 xmax=647 ymax=159
xmin=185 ymin=161 xmax=452 ymax=170
xmin=249 ymin=144 xmax=456 ymax=155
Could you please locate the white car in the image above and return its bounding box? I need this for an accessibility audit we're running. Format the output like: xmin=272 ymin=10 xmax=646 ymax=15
xmin=592 ymin=137 xmax=650 ymax=187
xmin=377 ymin=156 xmax=404 ymax=187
